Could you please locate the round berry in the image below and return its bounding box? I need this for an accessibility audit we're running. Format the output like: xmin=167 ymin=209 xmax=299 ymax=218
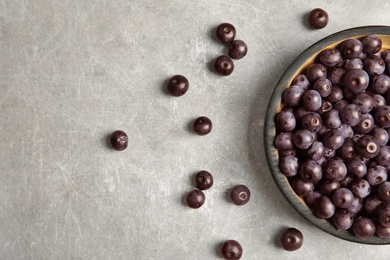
xmin=192 ymin=116 xmax=212 ymax=136
xmin=214 ymin=55 xmax=234 ymax=76
xmin=230 ymin=185 xmax=251 ymax=206
xmin=216 ymin=23 xmax=236 ymax=44
xmin=220 ymin=240 xmax=243 ymax=260
xmin=280 ymin=228 xmax=304 ymax=251
xmin=110 ymin=130 xmax=128 ymax=151
xmin=228 ymin=40 xmax=248 ymax=60
xmin=185 ymin=189 xmax=205 ymax=209
xmin=166 ymin=75 xmax=189 ymax=97
xmin=194 ymin=170 xmax=214 ymax=190
xmin=307 ymin=8 xmax=329 ymax=29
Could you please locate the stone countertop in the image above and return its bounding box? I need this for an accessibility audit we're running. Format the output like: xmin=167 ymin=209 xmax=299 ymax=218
xmin=1 ymin=0 xmax=390 ymax=259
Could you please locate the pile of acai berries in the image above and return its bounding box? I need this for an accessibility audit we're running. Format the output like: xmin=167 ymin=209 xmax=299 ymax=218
xmin=274 ymin=34 xmax=390 ymax=239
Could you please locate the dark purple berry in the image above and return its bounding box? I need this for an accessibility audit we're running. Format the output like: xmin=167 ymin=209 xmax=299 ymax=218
xmin=322 ymin=109 xmax=342 ymax=129
xmin=192 ymin=116 xmax=212 ymax=135
xmin=347 ymin=158 xmax=367 ymax=178
xmin=322 ymin=129 xmax=345 ymax=150
xmin=371 ymin=74 xmax=390 ymax=95
xmin=216 ymin=23 xmax=236 ymax=44
xmin=355 ymin=135 xmax=380 ymax=159
xmin=314 ymin=195 xmax=336 ymax=219
xmin=343 ymin=69 xmax=369 ymax=94
xmin=332 ymin=209 xmax=354 ymax=230
xmin=362 ymin=34 xmax=382 ymax=54
xmin=366 ymin=165 xmax=387 ymax=186
xmin=166 ymin=75 xmax=189 ymax=97
xmin=292 ymin=74 xmax=310 ymax=91
xmin=283 ymin=85 xmax=305 ymax=106
xmin=364 ymin=55 xmax=386 ymax=76
xmin=352 ymin=92 xmax=374 ymax=113
xmin=377 ymin=204 xmax=390 ymax=228
xmin=291 ymin=177 xmax=314 ymax=197
xmin=374 ymin=106 xmax=390 ymax=128
xmin=340 ymin=38 xmax=363 ymax=59
xmin=275 ymin=109 xmax=296 ymax=132
xmin=351 ymin=179 xmax=371 ymax=199
xmin=214 ymin=55 xmax=234 ymax=76
xmin=220 ymin=240 xmax=243 ymax=260
xmin=352 ymin=217 xmax=376 ymax=239
xmin=353 ymin=113 xmax=375 ymax=134
xmin=301 ymin=112 xmax=322 ymax=132
xmin=194 ymin=171 xmax=214 ymax=190
xmin=293 ymin=129 xmax=314 ymax=149
xmin=325 ymin=86 xmax=344 ymax=103
xmin=323 ymin=158 xmax=347 ymax=181
xmin=344 ymin=58 xmax=363 ymax=71
xmin=228 ymin=40 xmax=248 ymax=60
xmin=320 ymin=48 xmax=342 ymax=67
xmin=332 ymin=187 xmax=354 ymax=208
xmin=313 ymin=78 xmax=333 ymax=97
xmin=230 ymin=185 xmax=251 ymax=206
xmin=185 ymin=189 xmax=205 ymax=208
xmin=306 ymin=63 xmax=327 ymax=83
xmin=274 ymin=132 xmax=294 ymax=150
xmin=307 ymin=8 xmax=329 ymax=29
xmin=280 ymin=228 xmax=304 ymax=251
xmin=110 ymin=130 xmax=128 ymax=151
xmin=378 ymin=182 xmax=390 ymax=203
xmin=300 ymin=160 xmax=323 ymax=183
xmin=340 ymin=104 xmax=361 ymax=126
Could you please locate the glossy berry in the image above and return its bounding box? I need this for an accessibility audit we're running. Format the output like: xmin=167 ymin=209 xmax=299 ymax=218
xmin=306 ymin=63 xmax=327 ymax=83
xmin=275 ymin=109 xmax=296 ymax=132
xmin=292 ymin=129 xmax=314 ymax=149
xmin=351 ymin=179 xmax=371 ymax=199
xmin=322 ymin=129 xmax=345 ymax=150
xmin=352 ymin=92 xmax=374 ymax=113
xmin=377 ymin=204 xmax=390 ymax=228
xmin=307 ymin=8 xmax=329 ymax=29
xmin=340 ymin=104 xmax=361 ymax=126
xmin=314 ymin=195 xmax=336 ymax=219
xmin=300 ymin=160 xmax=323 ymax=183
xmin=291 ymin=177 xmax=314 ymax=197
xmin=220 ymin=240 xmax=243 ymax=260
xmin=332 ymin=188 xmax=354 ymax=208
xmin=343 ymin=69 xmax=369 ymax=94
xmin=323 ymin=158 xmax=347 ymax=181
xmin=194 ymin=171 xmax=214 ymax=190
xmin=371 ymin=74 xmax=390 ymax=95
xmin=216 ymin=23 xmax=236 ymax=44
xmin=283 ymin=85 xmax=305 ymax=106
xmin=362 ymin=34 xmax=382 ymax=54
xmin=230 ymin=185 xmax=251 ymax=206
xmin=185 ymin=189 xmax=205 ymax=209
xmin=274 ymin=132 xmax=294 ymax=150
xmin=332 ymin=209 xmax=354 ymax=231
xmin=378 ymin=182 xmax=390 ymax=203
xmin=355 ymin=135 xmax=380 ymax=159
xmin=192 ymin=116 xmax=212 ymax=136
xmin=319 ymin=48 xmax=342 ymax=67
xmin=166 ymin=75 xmax=189 ymax=97
xmin=214 ymin=55 xmax=234 ymax=76
xmin=364 ymin=55 xmax=386 ymax=76
xmin=280 ymin=228 xmax=304 ymax=251
xmin=352 ymin=217 xmax=376 ymax=239
xmin=302 ymin=90 xmax=322 ymax=111
xmin=374 ymin=106 xmax=390 ymax=128
xmin=228 ymin=40 xmax=248 ymax=60
xmin=280 ymin=155 xmax=299 ymax=177
xmin=340 ymin=38 xmax=363 ymax=59
xmin=110 ymin=130 xmax=128 ymax=151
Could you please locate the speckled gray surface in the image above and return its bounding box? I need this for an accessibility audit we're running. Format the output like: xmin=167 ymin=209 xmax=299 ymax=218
xmin=1 ymin=1 xmax=390 ymax=259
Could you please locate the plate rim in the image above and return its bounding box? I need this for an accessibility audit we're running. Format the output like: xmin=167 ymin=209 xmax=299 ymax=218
xmin=264 ymin=25 xmax=390 ymax=245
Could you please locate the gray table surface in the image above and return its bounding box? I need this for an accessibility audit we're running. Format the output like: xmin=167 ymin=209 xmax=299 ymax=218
xmin=2 ymin=0 xmax=390 ymax=259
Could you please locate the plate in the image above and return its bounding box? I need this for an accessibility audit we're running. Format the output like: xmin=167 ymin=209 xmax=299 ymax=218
xmin=264 ymin=26 xmax=390 ymax=244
